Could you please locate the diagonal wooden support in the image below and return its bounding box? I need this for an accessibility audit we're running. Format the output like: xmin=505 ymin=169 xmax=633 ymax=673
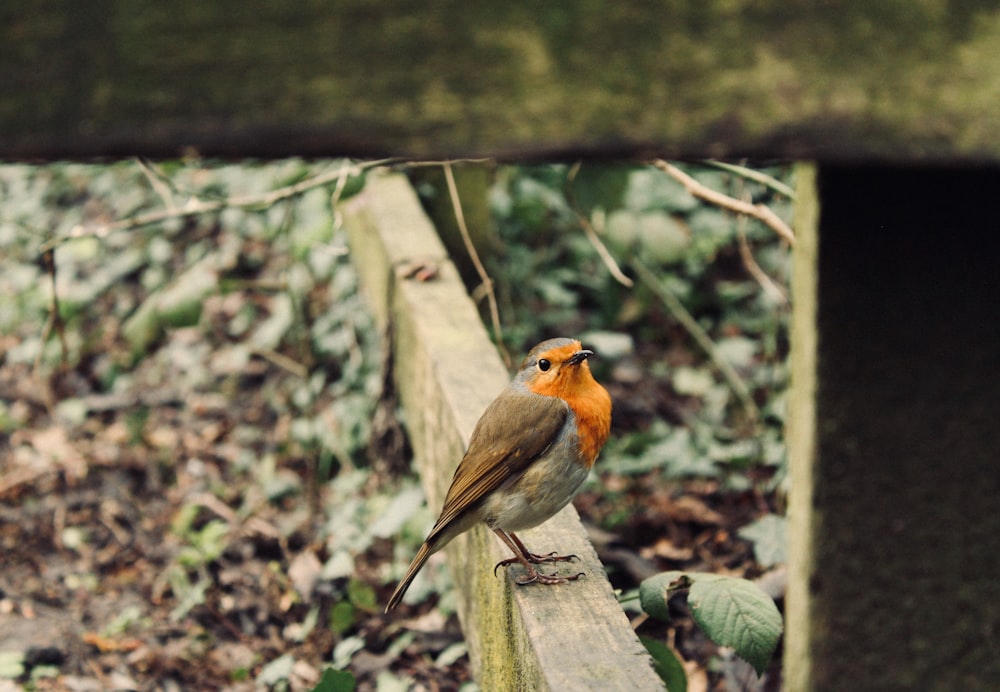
xmin=342 ymin=172 xmax=662 ymax=689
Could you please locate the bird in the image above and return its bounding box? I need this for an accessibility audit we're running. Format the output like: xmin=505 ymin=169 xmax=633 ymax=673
xmin=385 ymin=337 xmax=612 ymax=613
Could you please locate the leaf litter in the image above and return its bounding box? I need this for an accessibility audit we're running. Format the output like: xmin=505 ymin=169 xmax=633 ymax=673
xmin=0 ymin=160 xmax=791 ymax=691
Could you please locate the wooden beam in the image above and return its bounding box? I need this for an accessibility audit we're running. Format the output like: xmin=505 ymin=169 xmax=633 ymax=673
xmin=341 ymin=173 xmax=663 ymax=689
xmin=786 ymin=164 xmax=1000 ymax=689
xmin=5 ymin=3 xmax=1000 ymax=161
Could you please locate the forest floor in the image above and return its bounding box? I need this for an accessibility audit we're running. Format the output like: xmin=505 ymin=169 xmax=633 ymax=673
xmin=0 ymin=160 xmax=790 ymax=691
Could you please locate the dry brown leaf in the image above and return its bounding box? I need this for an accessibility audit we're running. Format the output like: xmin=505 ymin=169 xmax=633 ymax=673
xmin=667 ymin=496 xmax=725 ymax=525
xmin=640 ymin=537 xmax=694 ymax=561
xmin=26 ymin=426 xmax=88 ymax=483
xmin=288 ymin=550 xmax=323 ymax=600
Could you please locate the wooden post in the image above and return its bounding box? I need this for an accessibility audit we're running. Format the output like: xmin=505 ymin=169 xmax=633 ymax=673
xmin=786 ymin=165 xmax=1000 ymax=690
xmin=342 ymin=173 xmax=663 ymax=690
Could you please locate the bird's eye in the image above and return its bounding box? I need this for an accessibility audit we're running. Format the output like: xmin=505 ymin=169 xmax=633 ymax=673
xmin=538 ymin=358 xmax=551 ymax=372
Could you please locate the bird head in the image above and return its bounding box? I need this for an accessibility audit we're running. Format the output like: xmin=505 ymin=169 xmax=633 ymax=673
xmin=516 ymin=338 xmax=598 ymax=397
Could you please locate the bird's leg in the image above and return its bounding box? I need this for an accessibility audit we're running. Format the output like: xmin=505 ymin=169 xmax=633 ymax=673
xmin=492 ymin=529 xmax=585 ymax=585
xmin=508 ymin=531 xmax=578 ymax=564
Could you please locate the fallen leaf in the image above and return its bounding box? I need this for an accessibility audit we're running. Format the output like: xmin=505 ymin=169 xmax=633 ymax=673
xmin=288 ymin=550 xmax=323 ymax=600
xmin=667 ymin=496 xmax=724 ymax=525
xmin=640 ymin=538 xmax=694 ymax=561
xmin=82 ymin=632 xmax=142 ymax=653
xmin=26 ymin=427 xmax=88 ymax=483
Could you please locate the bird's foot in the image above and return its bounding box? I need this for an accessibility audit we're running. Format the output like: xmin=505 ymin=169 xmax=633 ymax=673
xmin=513 ymin=566 xmax=586 ymax=586
xmin=494 ymin=556 xmax=586 ymax=583
xmin=491 ymin=531 xmax=585 ymax=582
xmin=493 ymin=551 xmax=577 ymax=575
xmin=525 ymin=550 xmax=579 ymax=564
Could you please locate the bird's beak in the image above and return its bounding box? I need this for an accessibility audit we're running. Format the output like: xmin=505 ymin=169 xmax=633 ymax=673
xmin=566 ymin=349 xmax=594 ymax=366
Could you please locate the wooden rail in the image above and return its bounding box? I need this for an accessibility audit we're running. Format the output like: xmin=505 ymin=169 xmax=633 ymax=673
xmin=341 ymin=173 xmax=663 ymax=689
xmin=5 ymin=4 xmax=1000 ymax=161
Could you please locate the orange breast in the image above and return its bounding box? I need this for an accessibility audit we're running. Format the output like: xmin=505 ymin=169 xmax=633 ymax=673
xmin=564 ymin=384 xmax=612 ymax=464
xmin=525 ymin=347 xmax=613 ymax=466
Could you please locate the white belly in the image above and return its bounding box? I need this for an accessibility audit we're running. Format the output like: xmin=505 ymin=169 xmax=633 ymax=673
xmin=481 ymin=441 xmax=591 ymax=532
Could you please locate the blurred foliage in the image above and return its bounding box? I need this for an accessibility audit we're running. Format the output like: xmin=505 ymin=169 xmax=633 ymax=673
xmin=477 ymin=161 xmax=793 ymax=493
xmin=1 ymin=157 xmax=791 ymax=688
xmin=640 ymin=570 xmax=784 ymax=676
xmin=0 ymin=159 xmax=434 ymax=688
xmin=0 ymin=159 xmax=379 ymax=471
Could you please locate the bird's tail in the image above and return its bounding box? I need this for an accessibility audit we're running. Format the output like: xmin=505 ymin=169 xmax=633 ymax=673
xmin=384 ymin=541 xmax=434 ymax=612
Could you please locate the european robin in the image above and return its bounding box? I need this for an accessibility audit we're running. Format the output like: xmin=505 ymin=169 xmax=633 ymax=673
xmin=385 ymin=337 xmax=612 ymax=612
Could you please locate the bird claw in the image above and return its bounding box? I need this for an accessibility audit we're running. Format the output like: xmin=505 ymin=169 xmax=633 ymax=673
xmin=493 ymin=551 xmax=577 ymax=577
xmin=526 ymin=551 xmax=578 ymax=564
xmin=493 ymin=556 xmax=523 ymax=576
xmin=515 ymin=570 xmax=585 ymax=586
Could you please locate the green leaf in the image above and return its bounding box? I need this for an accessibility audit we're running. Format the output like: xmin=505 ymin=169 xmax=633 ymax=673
xmin=0 ymin=651 xmax=25 ymax=679
xmin=347 ymin=578 xmax=378 ymax=613
xmin=625 ymin=168 xmax=699 ymax=213
xmin=30 ymin=665 xmax=60 ymax=682
xmin=738 ymin=514 xmax=788 ymax=567
xmin=639 ymin=636 xmax=687 ymax=692
xmin=192 ymin=519 xmax=230 ymax=563
xmin=630 ymin=210 xmax=691 ymax=264
xmin=311 ymin=668 xmax=356 ymax=692
xmin=687 ymin=574 xmax=783 ymax=676
xmin=257 ymin=654 xmax=295 ymax=687
xmin=156 ymin=254 xmax=219 ymax=327
xmin=569 ymin=164 xmax=632 ymax=215
xmin=367 ymin=484 xmax=426 ymax=539
xmin=329 ymin=600 xmax=356 ymax=635
xmin=332 ymin=636 xmax=365 ymax=669
xmin=638 ymin=570 xmax=691 ymax=622
xmin=435 ymin=642 xmax=468 ymax=668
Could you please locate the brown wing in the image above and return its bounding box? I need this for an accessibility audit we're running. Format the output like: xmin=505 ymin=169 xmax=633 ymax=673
xmin=426 ymin=389 xmax=568 ymax=542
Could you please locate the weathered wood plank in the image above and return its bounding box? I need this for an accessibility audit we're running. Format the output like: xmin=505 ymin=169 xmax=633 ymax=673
xmin=4 ymin=2 xmax=1000 ymax=161
xmin=786 ymin=164 xmax=1000 ymax=690
xmin=342 ymin=173 xmax=663 ymax=689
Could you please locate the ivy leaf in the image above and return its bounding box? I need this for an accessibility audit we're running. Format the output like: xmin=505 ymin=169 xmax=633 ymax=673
xmin=311 ymin=667 xmax=356 ymax=692
xmin=639 ymin=636 xmax=687 ymax=692
xmin=738 ymin=514 xmax=788 ymax=567
xmin=687 ymin=574 xmax=783 ymax=675
xmin=638 ymin=570 xmax=692 ymax=622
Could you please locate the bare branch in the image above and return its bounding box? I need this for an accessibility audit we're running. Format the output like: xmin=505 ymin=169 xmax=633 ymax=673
xmin=41 ymin=158 xmax=396 ymax=252
xmin=737 ymin=215 xmax=789 ymax=305
xmin=631 ymin=256 xmax=761 ymax=423
xmin=442 ymin=161 xmax=512 ymax=369
xmin=565 ymin=162 xmax=634 ymax=288
xmin=651 ymin=160 xmax=795 ymax=246
xmin=700 ymin=160 xmax=796 ymax=200
xmin=136 ymin=157 xmax=179 ymax=210
xmin=578 ymin=212 xmax=634 ymax=287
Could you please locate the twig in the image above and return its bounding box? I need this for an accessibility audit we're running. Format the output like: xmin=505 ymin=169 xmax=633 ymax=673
xmin=630 ymin=256 xmax=761 ymax=423
xmin=565 ymin=162 xmax=634 ymax=288
xmin=399 ymin=158 xmax=495 ymax=169
xmin=442 ymin=161 xmax=512 ymax=369
xmin=729 ymin=176 xmax=789 ymax=306
xmin=736 ymin=204 xmax=789 ymax=305
xmin=40 ymin=158 xmax=397 ymax=252
xmin=250 ymin=348 xmax=309 ymax=379
xmin=136 ymin=157 xmax=178 ymax=210
xmin=651 ymin=160 xmax=795 ymax=246
xmin=700 ymin=160 xmax=796 ymax=200
xmin=582 ymin=214 xmax=633 ymax=286
xmin=33 ymin=248 xmax=68 ymax=380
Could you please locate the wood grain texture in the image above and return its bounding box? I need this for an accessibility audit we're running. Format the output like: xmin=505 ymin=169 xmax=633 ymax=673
xmin=5 ymin=2 xmax=1000 ymax=161
xmin=342 ymin=173 xmax=662 ymax=689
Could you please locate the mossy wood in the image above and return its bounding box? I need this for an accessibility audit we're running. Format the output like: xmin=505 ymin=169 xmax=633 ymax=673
xmin=5 ymin=2 xmax=1000 ymax=161
xmin=341 ymin=173 xmax=663 ymax=690
xmin=787 ymin=165 xmax=1000 ymax=690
